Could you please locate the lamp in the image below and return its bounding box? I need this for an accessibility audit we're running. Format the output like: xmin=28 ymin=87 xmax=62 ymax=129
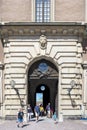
xmin=70 ymin=80 xmax=76 ymax=87
xmin=10 ymin=80 xmax=24 ymax=107
xmin=67 ymin=80 xmax=76 ymax=95
xmin=10 ymin=80 xmax=15 ymax=88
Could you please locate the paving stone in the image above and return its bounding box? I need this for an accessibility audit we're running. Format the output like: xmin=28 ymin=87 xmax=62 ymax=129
xmin=0 ymin=117 xmax=87 ymax=130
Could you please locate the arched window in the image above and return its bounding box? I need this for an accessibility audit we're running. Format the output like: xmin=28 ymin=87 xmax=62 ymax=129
xmin=35 ymin=0 xmax=51 ymax=22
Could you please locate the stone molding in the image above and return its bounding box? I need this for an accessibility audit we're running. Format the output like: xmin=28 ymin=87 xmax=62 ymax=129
xmin=82 ymin=61 xmax=87 ymax=69
xmin=0 ymin=22 xmax=86 ymax=39
xmin=0 ymin=63 xmax=4 ymax=70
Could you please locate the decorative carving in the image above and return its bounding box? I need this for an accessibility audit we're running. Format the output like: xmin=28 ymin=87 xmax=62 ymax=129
xmin=30 ymin=66 xmax=58 ymax=79
xmin=39 ymin=35 xmax=47 ymax=49
xmin=0 ymin=23 xmax=86 ymax=38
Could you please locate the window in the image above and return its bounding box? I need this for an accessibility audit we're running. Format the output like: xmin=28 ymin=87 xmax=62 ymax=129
xmin=38 ymin=63 xmax=48 ymax=72
xmin=35 ymin=0 xmax=51 ymax=22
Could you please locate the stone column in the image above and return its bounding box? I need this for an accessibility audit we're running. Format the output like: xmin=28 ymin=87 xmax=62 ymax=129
xmin=58 ymin=66 xmax=63 ymax=122
xmin=32 ymin=0 xmax=35 ymax=21
xmin=83 ymin=61 xmax=87 ymax=103
xmin=82 ymin=61 xmax=87 ymax=117
xmin=0 ymin=62 xmax=4 ymax=117
xmin=3 ymin=39 xmax=11 ymax=118
xmin=51 ymin=0 xmax=55 ymax=21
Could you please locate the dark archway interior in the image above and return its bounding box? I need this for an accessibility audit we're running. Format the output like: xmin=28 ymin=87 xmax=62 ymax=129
xmin=28 ymin=59 xmax=58 ymax=113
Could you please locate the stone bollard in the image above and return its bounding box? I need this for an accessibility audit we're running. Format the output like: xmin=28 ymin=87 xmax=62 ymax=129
xmin=59 ymin=112 xmax=63 ymax=122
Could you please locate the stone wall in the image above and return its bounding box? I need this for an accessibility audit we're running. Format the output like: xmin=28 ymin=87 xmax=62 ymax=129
xmin=0 ymin=0 xmax=85 ymax=22
xmin=2 ymin=36 xmax=83 ymax=118
xmin=0 ymin=0 xmax=32 ymax=22
xmin=55 ymin=0 xmax=85 ymax=22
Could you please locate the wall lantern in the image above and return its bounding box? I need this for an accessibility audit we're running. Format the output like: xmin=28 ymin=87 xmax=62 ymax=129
xmin=10 ymin=80 xmax=23 ymax=107
xmin=70 ymin=80 xmax=76 ymax=87
xmin=10 ymin=80 xmax=16 ymax=88
xmin=67 ymin=80 xmax=76 ymax=95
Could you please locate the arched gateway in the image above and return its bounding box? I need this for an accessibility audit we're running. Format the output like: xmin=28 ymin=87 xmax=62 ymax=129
xmin=0 ymin=23 xmax=86 ymax=121
xmin=27 ymin=58 xmax=58 ymax=114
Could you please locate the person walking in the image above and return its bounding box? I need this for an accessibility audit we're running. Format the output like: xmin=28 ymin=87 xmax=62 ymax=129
xmin=40 ymin=104 xmax=44 ymax=117
xmin=27 ymin=104 xmax=33 ymax=122
xmin=17 ymin=108 xmax=24 ymax=128
xmin=52 ymin=112 xmax=58 ymax=124
xmin=34 ymin=104 xmax=40 ymax=122
xmin=46 ymin=103 xmax=51 ymax=118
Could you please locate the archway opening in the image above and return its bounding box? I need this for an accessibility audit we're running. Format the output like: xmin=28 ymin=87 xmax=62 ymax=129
xmin=27 ymin=58 xmax=58 ymax=114
xmin=35 ymin=84 xmax=50 ymax=109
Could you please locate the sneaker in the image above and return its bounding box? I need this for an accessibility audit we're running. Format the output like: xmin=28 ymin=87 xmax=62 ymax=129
xmin=17 ymin=124 xmax=19 ymax=127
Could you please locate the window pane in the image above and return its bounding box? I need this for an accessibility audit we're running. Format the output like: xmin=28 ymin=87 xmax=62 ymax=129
xmin=35 ymin=0 xmax=50 ymax=22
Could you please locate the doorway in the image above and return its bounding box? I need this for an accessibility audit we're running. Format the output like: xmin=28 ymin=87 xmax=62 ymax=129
xmin=27 ymin=58 xmax=58 ymax=114
xmin=35 ymin=85 xmax=50 ymax=109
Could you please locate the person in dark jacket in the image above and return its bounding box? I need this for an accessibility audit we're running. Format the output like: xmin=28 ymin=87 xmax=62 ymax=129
xmin=27 ymin=104 xmax=33 ymax=122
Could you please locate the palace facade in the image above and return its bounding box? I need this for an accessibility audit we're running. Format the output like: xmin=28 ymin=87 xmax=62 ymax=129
xmin=0 ymin=0 xmax=87 ymax=121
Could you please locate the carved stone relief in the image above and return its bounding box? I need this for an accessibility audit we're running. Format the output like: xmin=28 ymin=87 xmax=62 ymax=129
xmin=30 ymin=66 xmax=58 ymax=79
xmin=39 ymin=35 xmax=47 ymax=49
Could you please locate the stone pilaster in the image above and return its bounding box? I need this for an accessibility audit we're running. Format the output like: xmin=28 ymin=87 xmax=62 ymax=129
xmin=0 ymin=62 xmax=4 ymax=103
xmin=83 ymin=61 xmax=87 ymax=103
xmin=0 ymin=62 xmax=4 ymax=117
xmin=58 ymin=66 xmax=63 ymax=122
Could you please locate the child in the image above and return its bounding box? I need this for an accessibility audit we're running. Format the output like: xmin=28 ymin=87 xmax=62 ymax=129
xmin=52 ymin=112 xmax=58 ymax=124
xmin=17 ymin=108 xmax=24 ymax=128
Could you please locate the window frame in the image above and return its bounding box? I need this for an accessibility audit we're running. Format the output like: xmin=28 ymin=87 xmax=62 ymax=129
xmin=35 ymin=0 xmax=51 ymax=22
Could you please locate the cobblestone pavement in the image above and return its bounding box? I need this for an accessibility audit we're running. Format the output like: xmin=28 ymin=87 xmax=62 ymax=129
xmin=0 ymin=117 xmax=87 ymax=130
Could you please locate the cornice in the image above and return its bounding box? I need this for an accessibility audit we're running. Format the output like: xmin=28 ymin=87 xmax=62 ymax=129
xmin=0 ymin=22 xmax=84 ymax=26
xmin=0 ymin=22 xmax=86 ymax=38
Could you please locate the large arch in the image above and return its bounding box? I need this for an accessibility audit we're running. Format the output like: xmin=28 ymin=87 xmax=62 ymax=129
xmin=27 ymin=57 xmax=59 ymax=114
